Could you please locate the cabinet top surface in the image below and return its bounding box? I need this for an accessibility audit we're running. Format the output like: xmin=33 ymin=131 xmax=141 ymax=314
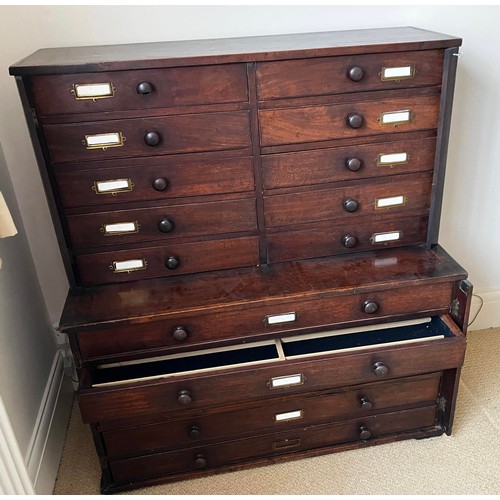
xmin=59 ymin=245 xmax=467 ymax=331
xmin=10 ymin=26 xmax=461 ymax=75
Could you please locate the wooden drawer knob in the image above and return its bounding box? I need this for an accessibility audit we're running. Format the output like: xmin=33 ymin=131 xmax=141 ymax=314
xmin=173 ymin=326 xmax=188 ymax=341
xmin=136 ymin=81 xmax=154 ymax=94
xmin=345 ymin=157 xmax=363 ymax=171
xmin=152 ymin=178 xmax=168 ymax=191
xmin=360 ymin=396 xmax=373 ymax=410
xmin=362 ymin=300 xmax=378 ymax=314
xmin=342 ymin=234 xmax=357 ymax=248
xmin=343 ymin=198 xmax=359 ymax=213
xmin=373 ymin=361 xmax=389 ymax=377
xmin=144 ymin=131 xmax=161 ymax=146
xmin=177 ymin=389 xmax=192 ymax=405
xmin=188 ymin=425 xmax=201 ymax=439
xmin=347 ymin=113 xmax=364 ymax=129
xmin=347 ymin=66 xmax=364 ymax=82
xmin=158 ymin=218 xmax=174 ymax=233
xmin=359 ymin=426 xmax=372 ymax=440
xmin=194 ymin=454 xmax=207 ymax=469
xmin=165 ymin=256 xmax=180 ymax=270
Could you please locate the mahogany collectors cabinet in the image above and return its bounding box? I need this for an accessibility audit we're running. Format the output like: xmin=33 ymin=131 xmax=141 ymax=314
xmin=10 ymin=27 xmax=472 ymax=493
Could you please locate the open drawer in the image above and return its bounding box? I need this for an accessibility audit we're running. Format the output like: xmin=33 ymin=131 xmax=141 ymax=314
xmin=78 ymin=315 xmax=465 ymax=423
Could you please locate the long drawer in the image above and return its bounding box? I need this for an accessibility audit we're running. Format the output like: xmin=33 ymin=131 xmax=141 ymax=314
xmin=75 ymin=235 xmax=259 ymax=285
xmin=74 ymin=281 xmax=454 ymax=362
xmin=43 ymin=111 xmax=251 ymax=163
xmin=54 ymin=156 xmax=255 ymax=209
xmin=264 ymin=172 xmax=432 ymax=228
xmin=108 ymin=405 xmax=437 ymax=484
xmin=102 ymin=373 xmax=441 ymax=457
xmin=261 ymin=136 xmax=436 ymax=190
xmin=266 ymin=214 xmax=428 ymax=263
xmin=66 ymin=197 xmax=257 ymax=249
xmin=259 ymin=95 xmax=440 ymax=147
xmin=77 ymin=316 xmax=465 ymax=423
xmin=256 ymin=50 xmax=444 ymax=100
xmin=30 ymin=63 xmax=249 ymax=116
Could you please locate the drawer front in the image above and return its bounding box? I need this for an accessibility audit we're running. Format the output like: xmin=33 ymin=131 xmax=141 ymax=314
xmin=75 ymin=236 xmax=259 ymax=285
xmin=108 ymin=405 xmax=437 ymax=483
xmin=75 ymin=281 xmax=453 ymax=362
xmin=264 ymin=172 xmax=432 ymax=228
xmin=43 ymin=111 xmax=251 ymax=163
xmin=257 ymin=50 xmax=444 ymax=100
xmin=78 ymin=316 xmax=464 ymax=423
xmin=262 ymin=137 xmax=436 ymax=190
xmin=259 ymin=95 xmax=440 ymax=147
xmin=55 ymin=157 xmax=255 ymax=209
xmin=31 ymin=64 xmax=249 ymax=116
xmin=66 ymin=198 xmax=257 ymax=249
xmin=102 ymin=373 xmax=440 ymax=457
xmin=267 ymin=215 xmax=428 ymax=263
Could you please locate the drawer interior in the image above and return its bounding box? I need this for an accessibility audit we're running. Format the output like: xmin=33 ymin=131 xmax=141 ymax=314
xmin=282 ymin=316 xmax=450 ymax=358
xmin=90 ymin=315 xmax=460 ymax=388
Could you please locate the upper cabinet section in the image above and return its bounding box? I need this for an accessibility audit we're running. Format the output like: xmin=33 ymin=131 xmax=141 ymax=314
xmin=29 ymin=64 xmax=249 ymax=117
xmin=256 ymin=50 xmax=444 ymax=101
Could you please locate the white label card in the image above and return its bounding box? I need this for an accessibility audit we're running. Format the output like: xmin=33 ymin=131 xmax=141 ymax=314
xmin=104 ymin=222 xmax=137 ymax=234
xmin=75 ymin=83 xmax=113 ymax=98
xmin=378 ymin=152 xmax=408 ymax=165
xmin=372 ymin=231 xmax=402 ymax=243
xmin=376 ymin=195 xmax=405 ymax=208
xmin=382 ymin=66 xmax=413 ymax=79
xmin=266 ymin=312 xmax=297 ymax=325
xmin=113 ymin=259 xmax=146 ymax=272
xmin=275 ymin=410 xmax=303 ymax=422
xmin=85 ymin=132 xmax=122 ymax=147
xmin=270 ymin=374 xmax=303 ymax=388
xmin=380 ymin=110 xmax=411 ymax=125
xmin=95 ymin=179 xmax=131 ymax=193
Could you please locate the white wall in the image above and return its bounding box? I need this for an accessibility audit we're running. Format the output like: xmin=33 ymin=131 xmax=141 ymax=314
xmin=1 ymin=5 xmax=499 ymax=327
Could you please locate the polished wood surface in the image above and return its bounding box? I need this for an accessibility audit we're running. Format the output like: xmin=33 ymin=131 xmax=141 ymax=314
xmin=12 ymin=28 xmax=468 ymax=493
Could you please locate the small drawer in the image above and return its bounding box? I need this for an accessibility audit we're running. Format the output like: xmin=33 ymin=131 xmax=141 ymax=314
xmin=30 ymin=64 xmax=249 ymax=116
xmin=75 ymin=235 xmax=259 ymax=286
xmin=266 ymin=214 xmax=428 ymax=263
xmin=264 ymin=172 xmax=432 ymax=228
xmin=77 ymin=315 xmax=465 ymax=423
xmin=74 ymin=281 xmax=453 ymax=362
xmin=55 ymin=157 xmax=255 ymax=209
xmin=259 ymin=95 xmax=439 ymax=147
xmin=262 ymin=137 xmax=436 ymax=189
xmin=102 ymin=373 xmax=441 ymax=457
xmin=256 ymin=50 xmax=444 ymax=100
xmin=66 ymin=198 xmax=257 ymax=249
xmin=108 ymin=405 xmax=437 ymax=484
xmin=43 ymin=111 xmax=251 ymax=163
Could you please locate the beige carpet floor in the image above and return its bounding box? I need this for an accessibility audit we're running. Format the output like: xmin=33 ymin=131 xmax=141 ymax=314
xmin=54 ymin=327 xmax=500 ymax=495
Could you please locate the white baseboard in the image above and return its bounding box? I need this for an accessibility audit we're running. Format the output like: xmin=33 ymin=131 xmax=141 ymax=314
xmin=25 ymin=349 xmax=74 ymax=494
xmin=468 ymin=288 xmax=500 ymax=331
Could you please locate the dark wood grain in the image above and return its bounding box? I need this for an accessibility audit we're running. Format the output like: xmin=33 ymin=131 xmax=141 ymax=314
xmin=10 ymin=27 xmax=461 ymax=75
xmin=262 ymin=136 xmax=436 ymax=189
xmin=66 ymin=197 xmax=257 ymax=249
xmin=75 ymin=280 xmax=451 ymax=362
xmin=75 ymin=235 xmax=259 ymax=285
xmin=43 ymin=111 xmax=251 ymax=164
xmin=59 ymin=245 xmax=466 ymax=331
xmin=257 ymin=49 xmax=444 ymax=100
xmin=266 ymin=214 xmax=428 ymax=263
xmin=101 ymin=373 xmax=440 ymax=457
xmin=263 ymin=172 xmax=432 ymax=227
xmin=259 ymin=95 xmax=440 ymax=147
xmin=30 ymin=64 xmax=248 ymax=116
xmin=77 ymin=315 xmax=464 ymax=423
